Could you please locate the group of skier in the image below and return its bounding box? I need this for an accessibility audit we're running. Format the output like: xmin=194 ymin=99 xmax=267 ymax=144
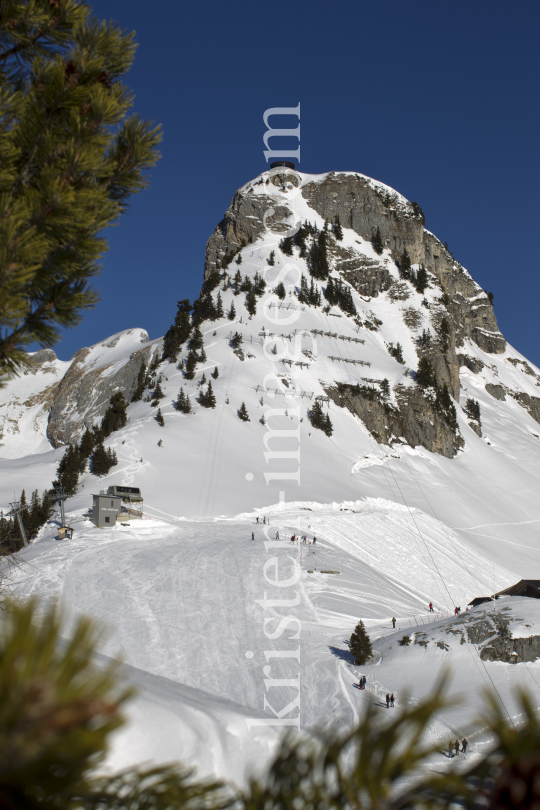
xmin=250 ymin=525 xmax=318 ymax=546
xmin=385 ymin=693 xmax=395 ymax=708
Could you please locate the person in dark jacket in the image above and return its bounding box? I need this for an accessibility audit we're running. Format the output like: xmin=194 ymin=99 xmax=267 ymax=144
xmin=251 ymin=532 xmax=254 ymax=541
xmin=454 ymin=739 xmax=460 ymax=756
xmin=386 ymin=693 xmax=390 ymax=708
xmin=390 ymin=693 xmax=395 ymax=707
xmin=461 ymin=738 xmax=468 ymax=753
xmin=392 ymin=617 xmax=396 ymax=629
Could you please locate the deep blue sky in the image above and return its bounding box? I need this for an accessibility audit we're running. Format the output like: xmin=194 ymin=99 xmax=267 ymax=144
xmin=55 ymin=0 xmax=540 ymax=366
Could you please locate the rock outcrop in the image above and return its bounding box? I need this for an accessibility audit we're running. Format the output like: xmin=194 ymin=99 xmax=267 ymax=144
xmin=326 ymin=382 xmax=463 ymax=458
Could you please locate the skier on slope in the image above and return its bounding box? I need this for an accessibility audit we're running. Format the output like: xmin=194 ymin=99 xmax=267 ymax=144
xmin=275 ymin=531 xmax=280 ymax=540
xmin=392 ymin=617 xmax=396 ymax=629
xmin=313 ymin=536 xmax=317 ymax=544
xmin=252 ymin=532 xmax=254 ymax=541
xmin=429 ymin=602 xmax=433 ymax=612
xmin=461 ymin=738 xmax=468 ymax=753
xmin=390 ymin=693 xmax=395 ymax=707
xmin=386 ymin=693 xmax=390 ymax=708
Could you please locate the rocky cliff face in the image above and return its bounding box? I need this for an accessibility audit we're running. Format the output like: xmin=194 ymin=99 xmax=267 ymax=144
xmin=46 ymin=331 xmax=158 ymax=447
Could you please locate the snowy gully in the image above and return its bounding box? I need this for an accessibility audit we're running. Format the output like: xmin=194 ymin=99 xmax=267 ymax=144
xmin=246 ymin=117 xmax=307 ymax=729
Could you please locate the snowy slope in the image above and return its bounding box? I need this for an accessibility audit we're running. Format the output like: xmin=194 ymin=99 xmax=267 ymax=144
xmin=2 ymin=167 xmax=540 ymax=781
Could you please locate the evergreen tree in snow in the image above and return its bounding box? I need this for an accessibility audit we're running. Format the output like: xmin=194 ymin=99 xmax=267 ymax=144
xmin=232 ymin=269 xmax=242 ymax=295
xmin=228 ymin=301 xmax=237 ymax=320
xmin=414 ymin=266 xmax=429 ymax=294
xmin=198 ymin=348 xmax=207 ymax=363
xmin=188 ymin=326 xmax=204 ymax=352
xmin=230 ymin=332 xmax=243 ymax=349
xmin=199 ymin=381 xmax=216 ymax=409
xmin=380 ymin=379 xmax=390 ymax=399
xmin=399 ymin=249 xmax=412 ymax=280
xmin=200 ymin=372 xmax=207 ymax=386
xmin=280 ymin=236 xmax=294 ymax=256
xmin=156 ymin=407 xmax=165 ymax=426
xmin=184 ymin=349 xmax=198 ymax=380
xmin=333 ymin=214 xmax=343 ymax=241
xmin=236 ymin=253 xmax=242 ymax=265
xmin=372 ymin=226 xmax=383 ymax=255
xmin=53 ymin=444 xmax=81 ymax=497
xmin=101 ymin=393 xmax=128 ymax=437
xmin=387 ymin=342 xmax=405 ymax=364
xmin=151 ymin=380 xmax=165 ymax=403
xmin=176 ymin=388 xmax=192 ymax=414
xmin=79 ymin=428 xmax=95 ymax=460
xmin=465 ymin=398 xmax=481 ymax=423
xmin=246 ymin=289 xmax=257 ymax=317
xmin=416 ymin=357 xmax=436 ymax=388
xmin=240 ymin=275 xmax=252 ymax=293
xmin=162 ymin=299 xmax=192 ymax=361
xmin=275 ymin=282 xmax=286 ymax=300
xmin=349 ymin=620 xmax=372 ymax=664
xmin=253 ymin=272 xmax=266 ymax=296
xmin=308 ymin=231 xmax=329 ymax=280
xmin=309 ymin=400 xmax=333 ymax=436
xmin=238 ymin=402 xmax=250 ymax=422
xmin=268 ymin=250 xmax=275 ymax=266
xmin=90 ymin=444 xmax=117 ymax=477
xmin=212 ymin=366 xmax=219 ymax=379
xmin=215 ymin=291 xmax=224 ymax=318
xmin=439 ymin=317 xmax=451 ymax=353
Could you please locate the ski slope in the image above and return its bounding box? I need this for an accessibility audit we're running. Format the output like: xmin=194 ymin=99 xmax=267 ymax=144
xmin=2 ymin=167 xmax=540 ymax=782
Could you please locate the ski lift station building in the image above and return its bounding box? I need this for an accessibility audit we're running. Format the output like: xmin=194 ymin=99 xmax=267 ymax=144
xmin=89 ymin=485 xmax=143 ymax=528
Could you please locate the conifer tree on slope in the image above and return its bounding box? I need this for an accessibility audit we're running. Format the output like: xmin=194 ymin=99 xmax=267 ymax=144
xmin=162 ymin=300 xmax=193 ymax=361
xmin=349 ymin=619 xmax=372 ymax=665
xmin=238 ymin=402 xmax=250 ymax=422
xmin=156 ymin=407 xmax=165 ymax=426
xmin=0 ymin=1 xmax=162 ymax=383
xmin=176 ymin=387 xmax=192 ymax=414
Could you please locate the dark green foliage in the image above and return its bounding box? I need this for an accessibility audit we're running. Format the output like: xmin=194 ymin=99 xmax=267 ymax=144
xmin=268 ymin=250 xmax=275 ymax=266
xmin=230 ymin=332 xmax=243 ymax=349
xmin=215 ymin=291 xmax=224 ymax=318
xmin=199 ymin=382 xmax=216 ymax=409
xmin=400 ymin=634 xmax=411 ymax=646
xmin=280 ymin=236 xmax=294 ymax=256
xmin=380 ymin=379 xmax=390 ymax=398
xmin=239 ymin=275 xmax=252 ymax=293
xmin=439 ymin=317 xmax=451 ymax=352
xmin=372 ymin=225 xmax=383 ymax=255
xmin=349 ymin=619 xmax=372 ymax=664
xmin=416 ymin=329 xmax=432 ymax=349
xmin=293 ymin=224 xmax=308 ymax=257
xmin=227 ymin=302 xmax=236 ymax=320
xmin=188 ymin=326 xmax=204 ymax=352
xmin=309 ymin=400 xmax=333 ymax=436
xmin=212 ymin=366 xmax=219 ymax=379
xmin=156 ymin=407 xmax=165 ymax=426
xmin=253 ymin=272 xmax=266 ymax=296
xmin=399 ymin=249 xmax=412 ymax=280
xmin=0 ymin=599 xmax=228 ymax=809
xmin=413 ymin=266 xmax=429 ymax=294
xmin=412 ymin=201 xmax=425 ymax=223
xmin=466 ymin=398 xmax=481 ymax=422
xmin=0 ymin=1 xmax=162 ymax=383
xmin=90 ymin=444 xmax=117 ymax=477
xmin=184 ymin=349 xmax=198 ymax=380
xmin=131 ymin=361 xmax=147 ymax=402
xmin=192 ymin=292 xmax=217 ymax=325
xmin=417 ymin=357 xmax=436 ymax=388
xmin=199 ymin=270 xmax=220 ymax=297
xmin=162 ymin=300 xmax=192 ymax=361
xmin=200 ymin=373 xmax=207 ymax=386
xmin=387 ymin=342 xmax=405 ymax=364
xmin=236 ymin=253 xmax=242 ymax=265
xmin=333 ymin=214 xmax=343 ymax=241
xmin=324 ymin=278 xmax=356 ymax=315
xmin=198 ymin=348 xmax=207 ymax=363
xmin=151 ymin=380 xmax=164 ymax=403
xmin=176 ymin=388 xmax=192 ymax=414
xmin=238 ymin=402 xmax=250 ymax=422
xmin=101 ymin=393 xmax=127 ymax=438
xmin=298 ymin=275 xmax=321 ymax=307
xmin=232 ymin=269 xmax=242 ymax=295
xmin=246 ymin=289 xmax=257 ymax=316
xmin=53 ymin=444 xmax=82 ymax=497
xmin=79 ymin=428 xmax=95 ymax=460
xmin=308 ymin=231 xmax=329 ymax=280
xmin=275 ymin=282 xmax=286 ymax=300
